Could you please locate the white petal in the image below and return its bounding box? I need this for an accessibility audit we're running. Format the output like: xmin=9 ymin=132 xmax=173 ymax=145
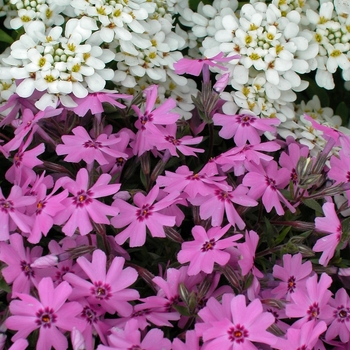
xmin=130 ymin=33 xmax=151 ymax=49
xmin=292 ymin=59 xmax=309 ymax=74
xmin=284 ymin=22 xmax=299 ymax=40
xmin=16 ymin=78 xmax=35 ymax=97
xmin=35 ymin=93 xmax=58 ymax=110
xmin=265 ymin=82 xmax=281 ymax=99
xmin=72 ymin=82 xmax=88 ymax=98
xmin=192 ymin=13 xmax=208 ymax=26
xmin=315 ymin=68 xmax=335 ymax=89
xmin=85 ymin=73 xmax=105 ymax=91
xmin=100 ymin=27 xmax=114 ymax=43
xmin=326 ymin=57 xmax=338 ymax=73
xmin=266 ymin=68 xmax=280 ymax=85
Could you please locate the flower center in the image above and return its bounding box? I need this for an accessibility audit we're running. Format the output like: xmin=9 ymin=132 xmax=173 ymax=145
xmin=20 ymin=260 xmax=34 ymax=277
xmin=215 ymin=189 xmax=232 ymax=202
xmin=237 ymin=114 xmax=254 ymax=126
xmin=136 ymin=204 xmax=153 ymax=221
xmin=83 ymin=140 xmax=102 ymax=149
xmin=201 ymin=239 xmax=216 ymax=252
xmin=36 ymin=307 xmax=57 ymax=328
xmin=36 ymin=200 xmax=46 ymax=214
xmin=91 ymin=281 xmax=112 ymax=300
xmin=73 ymin=190 xmax=93 ymax=207
xmin=227 ymin=324 xmax=248 ymax=343
xmin=165 ymin=135 xmax=181 ymax=146
xmin=265 ymin=176 xmax=276 ymax=190
xmin=82 ymin=306 xmax=98 ymax=324
xmin=307 ymin=302 xmax=320 ymax=320
xmin=287 ymin=276 xmax=296 ymax=293
xmin=0 ymin=199 xmax=14 ymax=213
xmin=335 ymin=306 xmax=350 ymax=322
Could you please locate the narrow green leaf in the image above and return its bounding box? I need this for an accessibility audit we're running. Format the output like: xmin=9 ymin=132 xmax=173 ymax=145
xmin=0 ymin=29 xmax=13 ymax=44
xmin=302 ymin=198 xmax=323 ymax=214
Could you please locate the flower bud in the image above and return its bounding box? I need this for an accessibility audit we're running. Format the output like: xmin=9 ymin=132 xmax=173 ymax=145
xmin=31 ymin=254 xmax=59 ymax=268
xmin=71 ymin=327 xmax=85 ymax=350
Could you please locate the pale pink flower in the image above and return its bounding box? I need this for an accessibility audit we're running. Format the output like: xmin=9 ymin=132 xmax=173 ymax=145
xmin=6 ymin=277 xmax=85 ymax=350
xmin=177 ymin=225 xmax=242 ymax=275
xmin=172 ymin=330 xmax=200 ymax=350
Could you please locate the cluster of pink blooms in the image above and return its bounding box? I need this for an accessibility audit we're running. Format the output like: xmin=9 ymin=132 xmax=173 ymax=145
xmin=0 ymin=54 xmax=350 ymax=350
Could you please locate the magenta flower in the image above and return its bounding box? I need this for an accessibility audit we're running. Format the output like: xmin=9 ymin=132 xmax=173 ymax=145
xmin=174 ymin=52 xmax=239 ymax=76
xmin=329 ymin=150 xmax=350 ymax=203
xmin=313 ymin=202 xmax=342 ymax=267
xmin=54 ymin=168 xmax=120 ymax=236
xmin=0 ymin=233 xmax=45 ymax=296
xmin=196 ymin=293 xmax=277 ymax=349
xmin=64 ymin=249 xmax=139 ymax=316
xmin=56 ymin=126 xmax=128 ymax=166
xmin=213 ymin=111 xmax=280 ymax=146
xmin=326 ymin=288 xmax=350 ymax=343
xmin=285 ymin=273 xmax=334 ymax=327
xmin=275 ymin=320 xmax=327 ymax=349
xmin=272 ymin=253 xmax=313 ymax=301
xmin=0 ymin=185 xmax=36 ymax=240
xmin=97 ymin=319 xmax=171 ymax=350
xmin=177 ymin=225 xmax=242 ymax=275
xmin=242 ymin=160 xmax=296 ymax=215
xmin=111 ymin=185 xmax=179 ymax=247
xmin=6 ymin=277 xmax=85 ymax=350
xmin=197 ymin=184 xmax=258 ymax=229
xmin=72 ymin=91 xmax=131 ymax=117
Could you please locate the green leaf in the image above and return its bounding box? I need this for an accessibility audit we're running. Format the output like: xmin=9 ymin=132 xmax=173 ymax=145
xmin=172 ymin=304 xmax=191 ymax=316
xmin=0 ymin=29 xmax=14 ymax=44
xmin=0 ymin=275 xmax=11 ymax=293
xmin=302 ymin=198 xmax=323 ymax=214
xmin=274 ymin=225 xmax=291 ymax=245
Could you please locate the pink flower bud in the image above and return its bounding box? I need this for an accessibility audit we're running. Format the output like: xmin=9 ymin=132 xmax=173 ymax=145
xmin=71 ymin=327 xmax=85 ymax=350
xmin=30 ymin=254 xmax=58 ymax=268
xmin=213 ymin=73 xmax=230 ymax=93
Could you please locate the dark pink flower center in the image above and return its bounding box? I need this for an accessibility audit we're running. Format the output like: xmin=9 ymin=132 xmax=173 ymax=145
xmin=335 ymin=306 xmax=350 ymax=322
xmin=266 ymin=308 xmax=279 ymax=324
xmin=82 ymin=305 xmax=98 ymax=324
xmin=287 ymin=276 xmax=296 ymax=293
xmin=20 ymin=260 xmax=34 ymax=277
xmin=346 ymin=171 xmax=350 ymax=182
xmin=91 ymin=281 xmax=112 ymax=300
xmin=36 ymin=200 xmax=46 ymax=215
xmin=186 ymin=173 xmax=203 ymax=181
xmin=36 ymin=307 xmax=57 ymax=328
xmin=291 ymin=168 xmax=298 ymax=183
xmin=165 ymin=135 xmax=181 ymax=145
xmin=0 ymin=199 xmax=14 ymax=213
xmin=236 ymin=114 xmax=254 ymax=126
xmin=84 ymin=140 xmax=102 ymax=149
xmin=307 ymin=302 xmax=320 ymax=320
xmin=14 ymin=152 xmax=23 ymax=167
xmin=73 ymin=190 xmax=93 ymax=207
xmin=55 ymin=266 xmax=73 ymax=283
xmin=136 ymin=204 xmax=153 ymax=221
xmin=215 ymin=189 xmax=232 ymax=202
xmin=265 ymin=176 xmax=276 ymax=190
xmin=201 ymin=239 xmax=216 ymax=252
xmin=116 ymin=157 xmax=125 ymax=167
xmin=227 ymin=324 xmax=248 ymax=343
xmin=140 ymin=113 xmax=153 ymax=128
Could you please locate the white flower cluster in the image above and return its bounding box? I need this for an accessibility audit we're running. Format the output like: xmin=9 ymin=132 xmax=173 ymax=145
xmin=305 ymin=1 xmax=350 ymax=90
xmin=0 ymin=19 xmax=114 ymax=108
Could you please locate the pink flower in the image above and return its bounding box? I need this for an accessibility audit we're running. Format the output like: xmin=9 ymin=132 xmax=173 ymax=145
xmin=64 ymin=249 xmax=139 ymax=316
xmin=172 ymin=330 xmax=200 ymax=350
xmin=329 ymin=150 xmax=350 ymax=203
xmin=0 ymin=185 xmax=36 ymax=240
xmin=272 ymin=253 xmax=313 ymax=301
xmin=177 ymin=225 xmax=242 ymax=275
xmin=97 ymin=319 xmax=172 ymax=350
xmin=72 ymin=91 xmax=131 ymax=117
xmin=196 ymin=293 xmax=277 ymax=349
xmin=326 ymin=288 xmax=350 ymax=343
xmin=174 ymin=52 xmax=239 ymax=76
xmin=6 ymin=277 xmax=85 ymax=350
xmin=242 ymin=160 xmax=296 ymax=215
xmin=0 ymin=233 xmax=45 ymax=296
xmin=213 ymin=111 xmax=280 ymax=146
xmin=313 ymin=202 xmax=342 ymax=267
xmin=56 ymin=126 xmax=128 ymax=165
xmin=285 ymin=273 xmax=334 ymax=327
xmin=197 ymin=184 xmax=258 ymax=229
xmin=54 ymin=168 xmax=120 ymax=236
xmin=237 ymin=230 xmax=260 ymax=277
xmin=111 ymin=185 xmax=179 ymax=247
xmin=275 ymin=320 xmax=327 ymax=349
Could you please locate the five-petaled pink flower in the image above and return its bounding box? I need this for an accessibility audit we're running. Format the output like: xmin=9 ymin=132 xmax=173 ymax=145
xmin=54 ymin=168 xmax=120 ymax=236
xmin=177 ymin=225 xmax=242 ymax=275
xmin=64 ymin=249 xmax=139 ymax=316
xmin=6 ymin=277 xmax=85 ymax=350
xmin=111 ymin=185 xmax=179 ymax=247
xmin=196 ymin=293 xmax=277 ymax=349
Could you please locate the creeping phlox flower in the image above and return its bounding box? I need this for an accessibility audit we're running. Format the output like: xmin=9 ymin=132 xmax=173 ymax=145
xmin=312 ymin=202 xmax=343 ymax=267
xmin=6 ymin=277 xmax=85 ymax=350
xmin=64 ymin=249 xmax=139 ymax=316
xmin=54 ymin=168 xmax=120 ymax=236
xmin=177 ymin=224 xmax=242 ymax=275
xmin=196 ymin=293 xmax=277 ymax=349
